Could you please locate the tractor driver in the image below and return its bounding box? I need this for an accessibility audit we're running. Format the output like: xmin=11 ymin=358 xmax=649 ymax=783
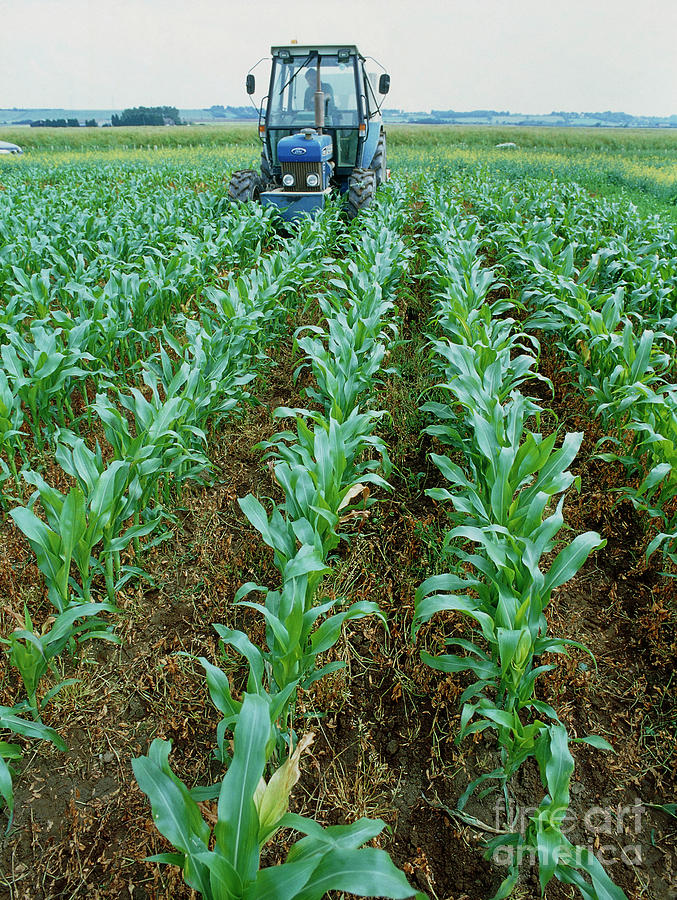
xmin=304 ymin=68 xmax=334 ymax=111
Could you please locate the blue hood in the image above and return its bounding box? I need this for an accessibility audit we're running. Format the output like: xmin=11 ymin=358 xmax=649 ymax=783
xmin=277 ymin=131 xmax=332 ymax=163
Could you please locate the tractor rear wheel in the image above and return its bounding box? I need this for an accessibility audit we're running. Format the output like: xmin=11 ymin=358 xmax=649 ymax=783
xmin=346 ymin=168 xmax=376 ymax=220
xmin=372 ymin=131 xmax=387 ymax=186
xmin=228 ymin=169 xmax=263 ymax=202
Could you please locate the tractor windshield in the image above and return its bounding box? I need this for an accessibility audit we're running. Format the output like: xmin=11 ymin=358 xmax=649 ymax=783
xmin=268 ymin=54 xmax=360 ymax=127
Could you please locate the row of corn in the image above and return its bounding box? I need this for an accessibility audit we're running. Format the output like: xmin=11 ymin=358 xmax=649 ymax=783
xmin=0 ymin=201 xmax=345 ymax=828
xmin=461 ymin=174 xmax=677 ymax=564
xmin=411 ymin=184 xmax=626 ymax=900
xmin=131 ymin=186 xmax=425 ymax=899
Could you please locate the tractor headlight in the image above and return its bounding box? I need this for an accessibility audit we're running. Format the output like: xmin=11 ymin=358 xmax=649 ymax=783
xmin=282 ymin=173 xmax=295 ymax=187
xmin=306 ymin=173 xmax=320 ymax=188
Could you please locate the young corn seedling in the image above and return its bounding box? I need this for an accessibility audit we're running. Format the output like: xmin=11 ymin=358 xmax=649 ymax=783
xmin=256 ymin=408 xmax=391 ymax=557
xmin=0 ymin=370 xmax=26 ymax=502
xmin=1 ymin=602 xmax=117 ymax=720
xmin=132 ymin=692 xmax=422 ymax=900
xmin=484 ymin=725 xmax=625 ymax=900
xmin=1 ymin=323 xmax=93 ymax=449
xmin=293 ymin=319 xmax=391 ymax=424
xmin=11 ymin=479 xmax=101 ymax=611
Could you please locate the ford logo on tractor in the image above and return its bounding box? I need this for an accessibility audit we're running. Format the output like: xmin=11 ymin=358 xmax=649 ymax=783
xmin=290 ymin=147 xmax=307 ymax=155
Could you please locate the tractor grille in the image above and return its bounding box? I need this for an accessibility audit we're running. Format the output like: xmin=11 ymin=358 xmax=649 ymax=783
xmin=281 ymin=160 xmax=322 ymax=192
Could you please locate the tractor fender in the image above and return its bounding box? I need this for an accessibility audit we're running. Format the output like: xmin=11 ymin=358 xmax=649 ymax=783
xmin=359 ymin=122 xmax=382 ymax=169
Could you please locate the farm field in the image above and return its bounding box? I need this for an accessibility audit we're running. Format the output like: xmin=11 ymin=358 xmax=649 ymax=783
xmin=0 ymin=126 xmax=675 ymax=900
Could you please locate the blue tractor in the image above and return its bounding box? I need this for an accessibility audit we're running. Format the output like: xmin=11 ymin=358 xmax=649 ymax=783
xmin=228 ymin=45 xmax=390 ymax=221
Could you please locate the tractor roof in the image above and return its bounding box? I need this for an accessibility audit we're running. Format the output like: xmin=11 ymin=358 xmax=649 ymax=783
xmin=271 ymin=45 xmax=364 ymax=59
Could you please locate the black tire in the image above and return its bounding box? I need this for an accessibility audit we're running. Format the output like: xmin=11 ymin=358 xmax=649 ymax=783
xmin=372 ymin=131 xmax=387 ymax=186
xmin=346 ymin=167 xmax=376 ymax=220
xmin=228 ymin=169 xmax=263 ymax=202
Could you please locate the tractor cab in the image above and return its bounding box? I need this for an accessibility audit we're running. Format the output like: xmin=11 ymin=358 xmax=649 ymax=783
xmin=228 ymin=44 xmax=390 ymax=220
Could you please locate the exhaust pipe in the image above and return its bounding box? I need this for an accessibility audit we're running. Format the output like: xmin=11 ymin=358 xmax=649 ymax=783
xmin=314 ymin=65 xmax=324 ymax=132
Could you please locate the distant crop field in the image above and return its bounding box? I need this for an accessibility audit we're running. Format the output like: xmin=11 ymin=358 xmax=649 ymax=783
xmin=0 ymin=130 xmax=675 ymax=900
xmin=3 ymin=122 xmax=676 ymax=216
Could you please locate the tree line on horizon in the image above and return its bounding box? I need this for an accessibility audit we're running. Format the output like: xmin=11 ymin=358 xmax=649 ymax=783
xmin=111 ymin=106 xmax=181 ymax=126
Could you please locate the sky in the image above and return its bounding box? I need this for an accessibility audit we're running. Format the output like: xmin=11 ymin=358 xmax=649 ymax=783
xmin=2 ymin=0 xmax=676 ymax=116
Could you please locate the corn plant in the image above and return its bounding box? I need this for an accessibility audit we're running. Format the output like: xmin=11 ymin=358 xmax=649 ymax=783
xmin=412 ymin=186 xmax=625 ymax=899
xmin=11 ymin=479 xmax=102 ymax=611
xmin=256 ymin=408 xmax=390 ymax=555
xmin=485 ymin=725 xmax=626 ymax=900
xmin=231 ymin=575 xmax=383 ymax=730
xmin=11 ymin=435 xmax=161 ymax=605
xmin=413 ymin=507 xmax=605 ymax=802
xmin=0 ymin=369 xmax=26 ymax=501
xmin=0 ymin=323 xmax=93 ymax=449
xmin=132 ymin=692 xmax=422 ymax=900
xmin=147 ymin=320 xmax=257 ymax=433
xmin=293 ymin=317 xmax=392 ymax=423
xmin=1 ymin=602 xmax=117 ymax=720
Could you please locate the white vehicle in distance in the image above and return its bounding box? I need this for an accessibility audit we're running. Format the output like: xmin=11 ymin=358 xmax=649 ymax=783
xmin=0 ymin=141 xmax=23 ymax=155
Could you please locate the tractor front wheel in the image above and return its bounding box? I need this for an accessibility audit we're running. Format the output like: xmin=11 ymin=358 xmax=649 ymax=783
xmin=228 ymin=169 xmax=263 ymax=203
xmin=346 ymin=168 xmax=376 ymax=220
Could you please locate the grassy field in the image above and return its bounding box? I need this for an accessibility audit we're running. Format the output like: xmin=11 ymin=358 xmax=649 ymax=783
xmin=0 ymin=127 xmax=675 ymax=900
xmin=2 ymin=122 xmax=677 ymax=216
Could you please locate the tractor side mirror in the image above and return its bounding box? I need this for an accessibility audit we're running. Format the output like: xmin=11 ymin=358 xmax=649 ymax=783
xmin=246 ymin=74 xmax=256 ymax=95
xmin=378 ymin=73 xmax=390 ymax=95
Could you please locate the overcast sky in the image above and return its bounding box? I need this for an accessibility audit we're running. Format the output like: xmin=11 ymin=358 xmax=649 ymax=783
xmin=2 ymin=0 xmax=675 ymax=115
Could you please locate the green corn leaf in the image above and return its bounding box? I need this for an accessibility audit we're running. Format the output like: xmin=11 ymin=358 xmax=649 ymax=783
xmin=301 ymin=660 xmax=345 ymax=688
xmin=108 ymin=517 xmax=161 ymax=553
xmin=559 ymin=841 xmax=628 ymax=899
xmin=213 ymin=626 xmax=265 ymax=694
xmin=244 ymin=857 xmax=321 ymax=900
xmin=238 ymin=494 xmax=274 ymax=544
xmin=215 ymin=693 xmax=271 ymax=886
xmin=282 ymin=546 xmax=330 ymax=582
xmin=237 ymin=602 xmax=290 ymax=650
xmin=195 ymin=655 xmax=243 ymax=721
xmin=421 ymin=649 xmax=499 ymax=681
xmin=496 ymin=628 xmax=524 ymax=679
xmin=646 ymin=802 xmax=676 ymax=818
xmin=194 ymin=850 xmax=243 ymax=899
xmin=543 ymin=532 xmax=605 ymax=597
xmin=309 ymin=600 xmax=383 ymax=655
xmin=132 ymin=740 xmax=212 ymax=895
xmin=146 ymin=852 xmax=186 ymax=867
xmin=536 ymin=824 xmax=562 ymax=890
xmin=59 ymin=487 xmax=86 ymax=564
xmin=0 ymin=754 xmax=14 ymax=818
xmin=543 ymin=725 xmax=574 ymax=810
xmin=0 ymin=711 xmax=67 ymax=752
xmin=415 ymin=594 xmax=496 ymax=643
xmin=292 ymin=847 xmax=421 ymax=900
xmin=487 ymin=866 xmax=520 ymax=900
xmin=572 ymin=735 xmax=615 ymax=752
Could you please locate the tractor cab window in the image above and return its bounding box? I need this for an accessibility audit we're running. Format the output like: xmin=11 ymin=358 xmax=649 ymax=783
xmin=269 ymin=54 xmax=360 ymax=127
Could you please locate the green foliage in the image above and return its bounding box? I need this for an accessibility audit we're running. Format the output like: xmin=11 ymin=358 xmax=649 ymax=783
xmin=132 ymin=693 xmax=421 ymax=900
xmin=111 ymin=106 xmax=181 ymax=127
xmin=412 ymin=187 xmax=625 ymax=900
